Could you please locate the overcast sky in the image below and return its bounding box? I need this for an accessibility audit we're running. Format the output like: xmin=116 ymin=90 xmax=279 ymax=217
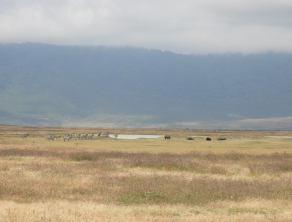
xmin=1 ymin=0 xmax=292 ymax=54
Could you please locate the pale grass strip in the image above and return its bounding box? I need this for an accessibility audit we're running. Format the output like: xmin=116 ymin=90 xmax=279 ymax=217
xmin=0 ymin=200 xmax=291 ymax=222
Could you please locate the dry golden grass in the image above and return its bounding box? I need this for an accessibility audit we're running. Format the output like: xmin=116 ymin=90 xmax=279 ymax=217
xmin=1 ymin=200 xmax=292 ymax=222
xmin=1 ymin=124 xmax=292 ymax=221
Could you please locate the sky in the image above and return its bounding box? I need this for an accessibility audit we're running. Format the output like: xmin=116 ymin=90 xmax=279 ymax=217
xmin=1 ymin=0 xmax=292 ymax=54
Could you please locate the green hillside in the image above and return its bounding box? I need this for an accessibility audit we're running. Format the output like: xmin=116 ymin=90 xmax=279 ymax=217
xmin=0 ymin=43 xmax=292 ymax=129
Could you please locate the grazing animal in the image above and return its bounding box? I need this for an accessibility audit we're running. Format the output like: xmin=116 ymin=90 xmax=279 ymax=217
xmin=22 ymin=134 xmax=29 ymax=139
xmin=206 ymin=137 xmax=212 ymax=141
xmin=104 ymin=132 xmax=110 ymax=137
xmin=87 ymin=134 xmax=93 ymax=139
xmin=45 ymin=135 xmax=55 ymax=141
xmin=56 ymin=135 xmax=62 ymax=140
xmin=164 ymin=135 xmax=171 ymax=140
xmin=99 ymin=132 xmax=109 ymax=137
xmin=72 ymin=134 xmax=81 ymax=140
xmin=63 ymin=135 xmax=71 ymax=141
xmin=79 ymin=134 xmax=87 ymax=140
xmin=187 ymin=137 xmax=194 ymax=140
xmin=217 ymin=137 xmax=226 ymax=141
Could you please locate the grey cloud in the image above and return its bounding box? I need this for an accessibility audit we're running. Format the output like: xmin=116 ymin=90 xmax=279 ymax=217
xmin=204 ymin=0 xmax=292 ymax=27
xmin=0 ymin=0 xmax=292 ymax=54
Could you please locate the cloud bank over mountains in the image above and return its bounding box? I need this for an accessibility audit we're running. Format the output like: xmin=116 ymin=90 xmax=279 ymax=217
xmin=1 ymin=0 xmax=292 ymax=54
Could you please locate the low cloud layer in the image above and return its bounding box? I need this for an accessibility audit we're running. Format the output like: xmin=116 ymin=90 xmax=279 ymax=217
xmin=1 ymin=0 xmax=292 ymax=54
xmin=175 ymin=116 xmax=292 ymax=130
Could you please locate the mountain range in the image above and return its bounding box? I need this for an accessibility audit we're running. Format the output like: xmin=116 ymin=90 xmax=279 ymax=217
xmin=0 ymin=43 xmax=292 ymax=129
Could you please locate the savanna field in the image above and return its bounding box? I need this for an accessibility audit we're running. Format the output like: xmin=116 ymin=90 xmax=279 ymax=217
xmin=1 ymin=125 xmax=292 ymax=221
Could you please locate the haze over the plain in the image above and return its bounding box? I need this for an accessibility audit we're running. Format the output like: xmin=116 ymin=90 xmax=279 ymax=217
xmin=1 ymin=0 xmax=292 ymax=54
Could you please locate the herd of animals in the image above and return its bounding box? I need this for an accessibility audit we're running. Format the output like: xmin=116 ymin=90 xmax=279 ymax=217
xmin=21 ymin=133 xmax=226 ymax=141
xmin=46 ymin=132 xmax=113 ymax=141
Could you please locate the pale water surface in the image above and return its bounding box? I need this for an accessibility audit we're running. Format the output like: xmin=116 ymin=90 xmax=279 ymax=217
xmin=108 ymin=134 xmax=164 ymax=140
xmin=265 ymin=136 xmax=292 ymax=139
xmin=190 ymin=136 xmax=208 ymax=137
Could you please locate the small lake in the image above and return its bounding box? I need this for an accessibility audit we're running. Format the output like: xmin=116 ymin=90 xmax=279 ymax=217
xmin=108 ymin=134 xmax=164 ymax=140
xmin=265 ymin=136 xmax=292 ymax=139
xmin=190 ymin=136 xmax=208 ymax=138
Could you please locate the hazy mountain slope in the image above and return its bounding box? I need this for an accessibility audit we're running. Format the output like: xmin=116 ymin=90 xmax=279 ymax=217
xmin=0 ymin=43 xmax=292 ymax=128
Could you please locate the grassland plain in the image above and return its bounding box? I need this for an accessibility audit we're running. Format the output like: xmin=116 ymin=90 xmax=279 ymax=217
xmin=1 ymin=124 xmax=292 ymax=221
